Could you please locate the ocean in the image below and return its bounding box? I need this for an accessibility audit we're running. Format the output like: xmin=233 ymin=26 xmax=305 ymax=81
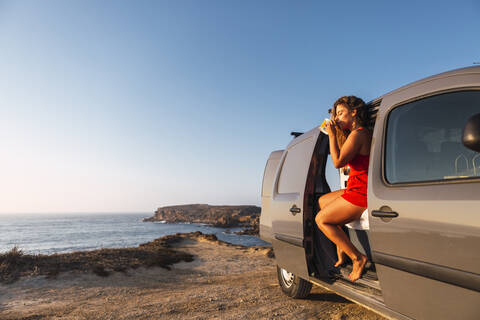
xmin=0 ymin=213 xmax=270 ymax=255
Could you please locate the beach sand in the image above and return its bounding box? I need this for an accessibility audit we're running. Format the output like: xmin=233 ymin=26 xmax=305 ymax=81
xmin=0 ymin=234 xmax=385 ymax=320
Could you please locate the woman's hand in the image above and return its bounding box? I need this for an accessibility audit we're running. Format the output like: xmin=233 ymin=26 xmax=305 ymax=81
xmin=326 ymin=120 xmax=337 ymax=137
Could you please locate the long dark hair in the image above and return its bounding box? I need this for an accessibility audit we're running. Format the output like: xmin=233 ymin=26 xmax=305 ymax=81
xmin=331 ymin=96 xmax=368 ymax=149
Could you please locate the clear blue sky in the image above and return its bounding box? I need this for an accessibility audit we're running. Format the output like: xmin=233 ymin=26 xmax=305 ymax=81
xmin=1 ymin=0 xmax=479 ymax=213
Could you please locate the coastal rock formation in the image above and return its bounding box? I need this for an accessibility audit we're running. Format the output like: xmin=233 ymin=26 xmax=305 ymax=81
xmin=143 ymin=204 xmax=260 ymax=232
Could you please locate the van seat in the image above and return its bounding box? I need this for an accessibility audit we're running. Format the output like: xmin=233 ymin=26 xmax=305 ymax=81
xmin=345 ymin=209 xmax=369 ymax=230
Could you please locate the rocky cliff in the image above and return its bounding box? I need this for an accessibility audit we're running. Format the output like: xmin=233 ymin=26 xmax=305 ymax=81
xmin=143 ymin=204 xmax=260 ymax=232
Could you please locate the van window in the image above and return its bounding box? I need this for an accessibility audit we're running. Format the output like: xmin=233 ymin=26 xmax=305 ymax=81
xmin=262 ymin=158 xmax=278 ymax=197
xmin=385 ymin=90 xmax=480 ymax=184
xmin=278 ymin=137 xmax=314 ymax=193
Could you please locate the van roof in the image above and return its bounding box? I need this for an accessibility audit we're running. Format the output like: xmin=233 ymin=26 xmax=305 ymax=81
xmin=377 ymin=65 xmax=480 ymax=101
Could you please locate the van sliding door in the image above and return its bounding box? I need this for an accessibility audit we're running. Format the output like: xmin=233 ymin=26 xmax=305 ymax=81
xmin=270 ymin=130 xmax=318 ymax=279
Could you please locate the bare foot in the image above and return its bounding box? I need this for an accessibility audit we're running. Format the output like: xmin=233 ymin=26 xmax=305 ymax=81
xmin=349 ymin=254 xmax=368 ymax=282
xmin=334 ymin=248 xmax=347 ymax=267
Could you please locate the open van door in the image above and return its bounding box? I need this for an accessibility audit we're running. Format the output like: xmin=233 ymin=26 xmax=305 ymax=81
xmin=270 ymin=128 xmax=321 ymax=279
xmin=270 ymin=127 xmax=340 ymax=281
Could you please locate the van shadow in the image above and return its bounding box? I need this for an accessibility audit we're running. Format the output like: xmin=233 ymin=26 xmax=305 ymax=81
xmin=306 ymin=292 xmax=352 ymax=304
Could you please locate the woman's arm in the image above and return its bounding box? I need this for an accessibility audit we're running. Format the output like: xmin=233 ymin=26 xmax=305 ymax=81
xmin=327 ymin=127 xmax=364 ymax=169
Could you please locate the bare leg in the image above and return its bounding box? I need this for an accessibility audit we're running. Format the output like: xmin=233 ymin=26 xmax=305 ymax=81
xmin=318 ymin=190 xmax=348 ymax=268
xmin=315 ymin=197 xmax=368 ymax=282
xmin=318 ymin=189 xmax=344 ymax=210
xmin=350 ymin=253 xmax=368 ymax=282
xmin=334 ymin=226 xmax=347 ymax=267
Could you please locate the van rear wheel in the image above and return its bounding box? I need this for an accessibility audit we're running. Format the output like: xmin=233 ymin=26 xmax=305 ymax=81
xmin=276 ymin=265 xmax=312 ymax=299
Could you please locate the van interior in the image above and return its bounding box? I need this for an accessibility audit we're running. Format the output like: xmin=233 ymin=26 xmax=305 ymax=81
xmin=303 ymin=101 xmax=382 ymax=299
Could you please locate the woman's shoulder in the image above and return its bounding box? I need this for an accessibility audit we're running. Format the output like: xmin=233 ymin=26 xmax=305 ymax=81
xmin=355 ymin=127 xmax=370 ymax=133
xmin=349 ymin=127 xmax=372 ymax=152
xmin=350 ymin=127 xmax=371 ymax=138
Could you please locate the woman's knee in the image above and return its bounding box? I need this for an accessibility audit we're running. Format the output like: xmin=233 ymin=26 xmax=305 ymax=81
xmin=315 ymin=211 xmax=326 ymax=227
xmin=318 ymin=194 xmax=329 ymax=209
xmin=318 ymin=190 xmax=343 ymax=209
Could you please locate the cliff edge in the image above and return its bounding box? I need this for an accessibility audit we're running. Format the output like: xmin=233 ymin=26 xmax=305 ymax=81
xmin=143 ymin=204 xmax=260 ymax=233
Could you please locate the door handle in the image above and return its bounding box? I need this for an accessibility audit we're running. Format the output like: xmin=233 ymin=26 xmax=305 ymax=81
xmin=371 ymin=207 xmax=399 ymax=218
xmin=371 ymin=211 xmax=398 ymax=218
xmin=290 ymin=205 xmax=301 ymax=215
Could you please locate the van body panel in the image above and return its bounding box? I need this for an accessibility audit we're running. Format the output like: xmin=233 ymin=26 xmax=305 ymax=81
xmin=376 ymin=265 xmax=480 ymax=320
xmin=260 ymin=151 xmax=283 ymax=243
xmin=273 ymin=238 xmax=309 ymax=279
xmin=271 ymin=130 xmax=318 ymax=239
xmin=368 ymin=71 xmax=480 ymax=318
xmin=259 ymin=209 xmax=273 ymax=243
xmin=369 ymin=199 xmax=480 ymax=272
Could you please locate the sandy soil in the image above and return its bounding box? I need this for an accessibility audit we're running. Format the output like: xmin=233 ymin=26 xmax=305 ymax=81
xmin=0 ymin=236 xmax=386 ymax=320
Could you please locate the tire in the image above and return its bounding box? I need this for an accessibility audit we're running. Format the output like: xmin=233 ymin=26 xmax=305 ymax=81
xmin=276 ymin=265 xmax=312 ymax=299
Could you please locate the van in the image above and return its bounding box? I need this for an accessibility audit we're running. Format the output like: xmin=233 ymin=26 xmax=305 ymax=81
xmin=259 ymin=66 xmax=480 ymax=320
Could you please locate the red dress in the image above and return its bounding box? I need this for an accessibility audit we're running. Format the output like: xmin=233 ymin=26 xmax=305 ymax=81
xmin=341 ymin=130 xmax=370 ymax=208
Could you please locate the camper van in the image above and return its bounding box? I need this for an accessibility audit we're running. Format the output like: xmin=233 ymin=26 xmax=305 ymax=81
xmin=259 ymin=66 xmax=480 ymax=320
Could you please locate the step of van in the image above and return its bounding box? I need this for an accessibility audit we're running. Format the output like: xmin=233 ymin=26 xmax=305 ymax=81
xmin=340 ymin=263 xmax=378 ymax=281
xmin=336 ymin=264 xmax=381 ymax=292
xmin=330 ymin=278 xmax=384 ymax=304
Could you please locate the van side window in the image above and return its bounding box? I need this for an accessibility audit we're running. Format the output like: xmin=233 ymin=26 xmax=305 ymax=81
xmin=385 ymin=90 xmax=480 ymax=184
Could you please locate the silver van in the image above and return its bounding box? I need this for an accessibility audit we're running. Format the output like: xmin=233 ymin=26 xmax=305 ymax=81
xmin=259 ymin=66 xmax=480 ymax=320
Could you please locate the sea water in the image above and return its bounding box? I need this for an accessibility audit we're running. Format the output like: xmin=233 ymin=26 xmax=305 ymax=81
xmin=0 ymin=213 xmax=270 ymax=255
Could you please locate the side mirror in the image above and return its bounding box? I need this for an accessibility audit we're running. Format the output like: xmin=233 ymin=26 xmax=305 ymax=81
xmin=462 ymin=113 xmax=480 ymax=152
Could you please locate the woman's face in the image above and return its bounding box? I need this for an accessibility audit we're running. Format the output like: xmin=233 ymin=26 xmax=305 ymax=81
xmin=334 ymin=104 xmax=356 ymax=130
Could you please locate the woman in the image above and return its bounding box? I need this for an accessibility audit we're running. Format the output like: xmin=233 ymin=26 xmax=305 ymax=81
xmin=315 ymin=95 xmax=371 ymax=282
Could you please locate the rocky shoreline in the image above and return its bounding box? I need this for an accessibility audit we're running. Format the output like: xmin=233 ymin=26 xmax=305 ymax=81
xmin=143 ymin=204 xmax=260 ymax=235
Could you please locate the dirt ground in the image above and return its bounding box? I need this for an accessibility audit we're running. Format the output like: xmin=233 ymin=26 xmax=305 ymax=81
xmin=0 ymin=236 xmax=386 ymax=320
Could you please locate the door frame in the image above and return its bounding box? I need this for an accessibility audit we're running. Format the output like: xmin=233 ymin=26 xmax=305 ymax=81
xmin=302 ymin=131 xmax=338 ymax=279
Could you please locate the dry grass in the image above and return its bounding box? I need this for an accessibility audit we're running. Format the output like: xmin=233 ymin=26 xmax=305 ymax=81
xmin=0 ymin=231 xmax=273 ymax=285
xmin=0 ymin=234 xmax=196 ymax=284
xmin=0 ymin=246 xmax=25 ymax=283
